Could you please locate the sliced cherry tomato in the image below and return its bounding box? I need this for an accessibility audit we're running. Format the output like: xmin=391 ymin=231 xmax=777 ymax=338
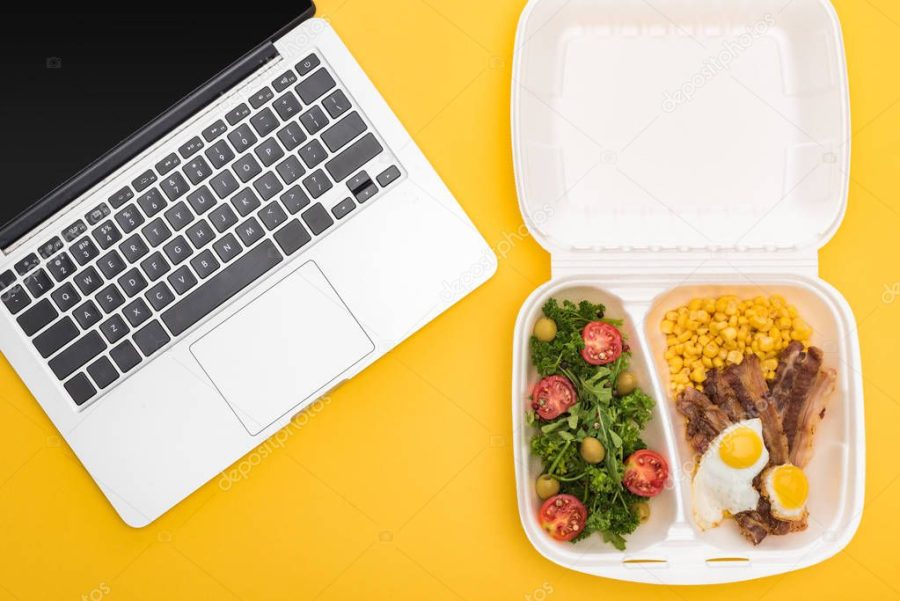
xmin=623 ymin=450 xmax=669 ymax=497
xmin=531 ymin=375 xmax=577 ymax=420
xmin=580 ymin=322 xmax=623 ymax=366
xmin=539 ymin=494 xmax=588 ymax=542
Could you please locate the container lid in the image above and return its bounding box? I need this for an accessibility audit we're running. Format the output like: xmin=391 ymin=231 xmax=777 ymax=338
xmin=512 ymin=0 xmax=850 ymax=255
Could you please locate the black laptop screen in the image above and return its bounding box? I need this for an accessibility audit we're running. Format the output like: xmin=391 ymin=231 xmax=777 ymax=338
xmin=0 ymin=8 xmax=311 ymax=245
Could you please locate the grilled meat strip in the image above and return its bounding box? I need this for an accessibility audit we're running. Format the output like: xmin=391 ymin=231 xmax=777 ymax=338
xmin=676 ymin=386 xmax=732 ymax=454
xmin=770 ymin=342 xmax=824 ymax=449
xmin=734 ymin=497 xmax=804 ymax=545
xmin=723 ymin=356 xmax=769 ymax=418
xmin=703 ymin=369 xmax=747 ymax=422
xmin=790 ymin=367 xmax=836 ymax=468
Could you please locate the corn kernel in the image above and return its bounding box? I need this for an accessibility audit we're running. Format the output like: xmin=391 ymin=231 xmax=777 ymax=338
xmin=727 ymin=350 xmax=744 ymax=364
xmin=690 ymin=367 xmax=707 ymax=383
xmin=722 ymin=327 xmax=738 ymax=341
xmin=702 ymin=357 xmax=713 ymax=368
xmin=661 ymin=320 xmax=675 ymax=334
xmin=703 ymin=343 xmax=719 ymax=358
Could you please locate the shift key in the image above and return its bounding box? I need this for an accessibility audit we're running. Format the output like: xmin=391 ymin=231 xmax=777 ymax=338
xmin=48 ymin=331 xmax=106 ymax=380
xmin=324 ymin=133 xmax=383 ymax=183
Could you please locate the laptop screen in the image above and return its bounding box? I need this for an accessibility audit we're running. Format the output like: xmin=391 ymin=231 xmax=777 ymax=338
xmin=0 ymin=7 xmax=312 ymax=245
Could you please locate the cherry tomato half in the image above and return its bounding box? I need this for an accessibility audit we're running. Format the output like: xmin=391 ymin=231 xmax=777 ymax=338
xmin=623 ymin=450 xmax=669 ymax=497
xmin=531 ymin=375 xmax=577 ymax=420
xmin=539 ymin=494 xmax=588 ymax=542
xmin=581 ymin=322 xmax=623 ymax=366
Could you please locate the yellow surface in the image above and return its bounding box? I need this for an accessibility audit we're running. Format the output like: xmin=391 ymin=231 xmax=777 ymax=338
xmin=1 ymin=1 xmax=900 ymax=599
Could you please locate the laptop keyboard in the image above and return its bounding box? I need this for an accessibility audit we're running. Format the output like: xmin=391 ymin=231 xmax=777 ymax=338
xmin=0 ymin=53 xmax=402 ymax=408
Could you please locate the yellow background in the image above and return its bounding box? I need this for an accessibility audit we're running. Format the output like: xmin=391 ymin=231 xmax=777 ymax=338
xmin=2 ymin=0 xmax=899 ymax=599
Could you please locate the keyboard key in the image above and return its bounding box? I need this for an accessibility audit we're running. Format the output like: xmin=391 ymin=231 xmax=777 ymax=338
xmin=95 ymin=284 xmax=125 ymax=314
xmin=108 ymin=187 xmax=134 ymax=209
xmin=205 ymin=140 xmax=235 ymax=169
xmin=259 ymin=202 xmax=287 ymax=231
xmin=115 ymin=204 xmax=146 ymax=233
xmin=232 ymin=154 xmax=262 ymax=182
xmin=133 ymin=320 xmax=171 ymax=357
xmin=186 ymin=220 xmax=215 ymax=249
xmin=249 ymin=86 xmax=274 ymax=109
xmin=253 ymin=171 xmax=285 ymax=200
xmin=92 ymin=221 xmax=122 ymax=250
xmin=273 ymin=220 xmax=311 ymax=256
xmin=145 ymin=281 xmax=176 ymax=311
xmin=118 ymin=268 xmax=148 ymax=297
xmin=132 ymin=170 xmax=157 ymax=192
xmin=73 ymin=267 xmax=103 ymax=295
xmin=273 ymin=91 xmax=302 ymax=120
xmin=210 ymin=171 xmax=239 ymax=199
xmin=347 ymin=171 xmax=372 ymax=193
xmin=17 ymin=299 xmax=57 ymax=336
xmin=111 ymin=340 xmax=142 ymax=372
xmin=168 ymin=266 xmax=198 ymax=295
xmin=38 ymin=237 xmax=64 ymax=260
xmin=99 ymin=315 xmax=129 ymax=344
xmin=236 ymin=217 xmax=264 ymax=246
xmin=142 ymin=218 xmax=173 ymax=247
xmin=137 ymin=189 xmax=167 ymax=217
xmin=140 ymin=252 xmax=170 ymax=281
xmin=87 ymin=357 xmax=118 ymax=390
xmin=332 ymin=198 xmax=356 ymax=220
xmin=162 ymin=239 xmax=283 ymax=337
xmin=280 ymin=186 xmax=311 ymax=214
xmin=225 ymin=103 xmax=251 ymax=126
xmin=272 ymin=70 xmax=298 ymax=92
xmin=51 ymin=283 xmax=80 ymax=312
xmin=202 ymin=119 xmax=228 ymax=142
xmin=123 ymin=298 xmax=151 ymax=327
xmin=14 ymin=253 xmax=40 ymax=275
xmin=120 ymin=235 xmax=149 ymax=264
xmin=231 ymin=189 xmax=261 ymax=217
xmin=228 ymin=124 xmax=258 ymax=154
xmin=33 ymin=317 xmax=78 ymax=358
xmin=298 ymin=140 xmax=327 ymax=169
xmin=209 ymin=204 xmax=238 ymax=233
xmin=377 ymin=166 xmax=402 ymax=187
xmin=47 ymin=253 xmax=76 ymax=282
xmin=64 ymin=373 xmax=96 ymax=405
xmin=24 ymin=269 xmax=53 ymax=298
xmin=163 ymin=235 xmax=195 ymax=268
xmin=62 ymin=220 xmax=88 ymax=243
xmin=184 ymin=156 xmax=213 ymax=186
xmin=302 ymin=203 xmax=334 ymax=236
xmin=326 ymin=133 xmax=384 ymax=182
xmin=300 ymin=106 xmax=330 ymax=135
xmin=87 ymin=206 xmax=112 ymax=228
xmin=163 ymin=202 xmax=194 ymax=232
xmin=322 ymin=112 xmax=367 ymax=152
xmin=2 ymin=284 xmax=30 ymax=314
xmin=295 ymin=69 xmax=336 ymax=104
xmin=0 ymin=270 xmax=14 ymax=292
xmin=71 ymin=237 xmax=100 ymax=266
xmin=72 ymin=300 xmax=102 ymax=329
xmin=254 ymin=138 xmax=285 ymax=167
xmin=155 ymin=153 xmax=180 ymax=176
xmin=322 ymin=89 xmax=351 ymax=119
xmin=178 ymin=136 xmax=204 ymax=159
xmin=277 ymin=155 xmax=307 ymax=184
xmin=191 ymin=250 xmax=220 ymax=279
xmin=213 ymin=233 xmax=242 ymax=263
xmin=250 ymin=108 xmax=279 ymax=137
xmin=355 ymin=182 xmax=378 ymax=204
xmin=97 ymin=250 xmax=126 ymax=279
xmin=302 ymin=170 xmax=333 ymax=199
xmin=277 ymin=122 xmax=306 ymax=150
xmin=295 ymin=53 xmax=321 ymax=77
xmin=187 ymin=186 xmax=217 ymax=215
xmin=159 ymin=172 xmax=189 ymax=202
xmin=48 ymin=331 xmax=106 ymax=380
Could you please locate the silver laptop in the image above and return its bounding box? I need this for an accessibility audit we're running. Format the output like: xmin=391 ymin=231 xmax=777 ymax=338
xmin=0 ymin=6 xmax=495 ymax=526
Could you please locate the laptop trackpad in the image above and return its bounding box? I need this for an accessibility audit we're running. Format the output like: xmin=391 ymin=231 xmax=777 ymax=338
xmin=190 ymin=261 xmax=375 ymax=435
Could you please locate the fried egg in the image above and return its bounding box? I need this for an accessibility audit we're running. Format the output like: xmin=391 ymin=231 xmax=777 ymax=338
xmin=761 ymin=463 xmax=809 ymax=521
xmin=692 ymin=419 xmax=770 ymax=530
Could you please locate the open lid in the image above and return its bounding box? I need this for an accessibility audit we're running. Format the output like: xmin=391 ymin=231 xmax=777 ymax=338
xmin=512 ymin=0 xmax=850 ymax=256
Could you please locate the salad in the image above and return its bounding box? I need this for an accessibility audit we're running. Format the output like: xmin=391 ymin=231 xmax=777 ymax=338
xmin=526 ymin=299 xmax=668 ymax=550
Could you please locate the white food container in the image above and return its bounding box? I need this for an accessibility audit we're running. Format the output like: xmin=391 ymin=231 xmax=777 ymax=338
xmin=510 ymin=0 xmax=863 ymax=585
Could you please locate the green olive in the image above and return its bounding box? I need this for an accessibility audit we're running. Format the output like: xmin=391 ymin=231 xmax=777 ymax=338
xmin=533 ymin=317 xmax=558 ymax=342
xmin=535 ymin=474 xmax=560 ymax=500
xmin=579 ymin=437 xmax=606 ymax=464
xmin=634 ymin=501 xmax=651 ymax=523
xmin=615 ymin=371 xmax=637 ymax=396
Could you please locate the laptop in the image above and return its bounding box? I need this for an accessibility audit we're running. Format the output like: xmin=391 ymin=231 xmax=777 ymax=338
xmin=0 ymin=6 xmax=495 ymax=526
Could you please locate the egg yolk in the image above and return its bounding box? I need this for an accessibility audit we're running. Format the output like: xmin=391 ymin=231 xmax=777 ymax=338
xmin=771 ymin=465 xmax=809 ymax=509
xmin=718 ymin=426 xmax=763 ymax=469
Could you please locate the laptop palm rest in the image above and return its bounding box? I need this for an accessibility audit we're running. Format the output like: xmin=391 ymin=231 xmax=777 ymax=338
xmin=190 ymin=261 xmax=375 ymax=436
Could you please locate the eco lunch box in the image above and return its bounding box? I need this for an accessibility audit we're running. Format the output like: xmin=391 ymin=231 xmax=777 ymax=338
xmin=510 ymin=0 xmax=864 ymax=585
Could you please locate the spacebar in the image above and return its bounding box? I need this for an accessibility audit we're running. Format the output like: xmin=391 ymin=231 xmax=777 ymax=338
xmin=162 ymin=240 xmax=283 ymax=337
